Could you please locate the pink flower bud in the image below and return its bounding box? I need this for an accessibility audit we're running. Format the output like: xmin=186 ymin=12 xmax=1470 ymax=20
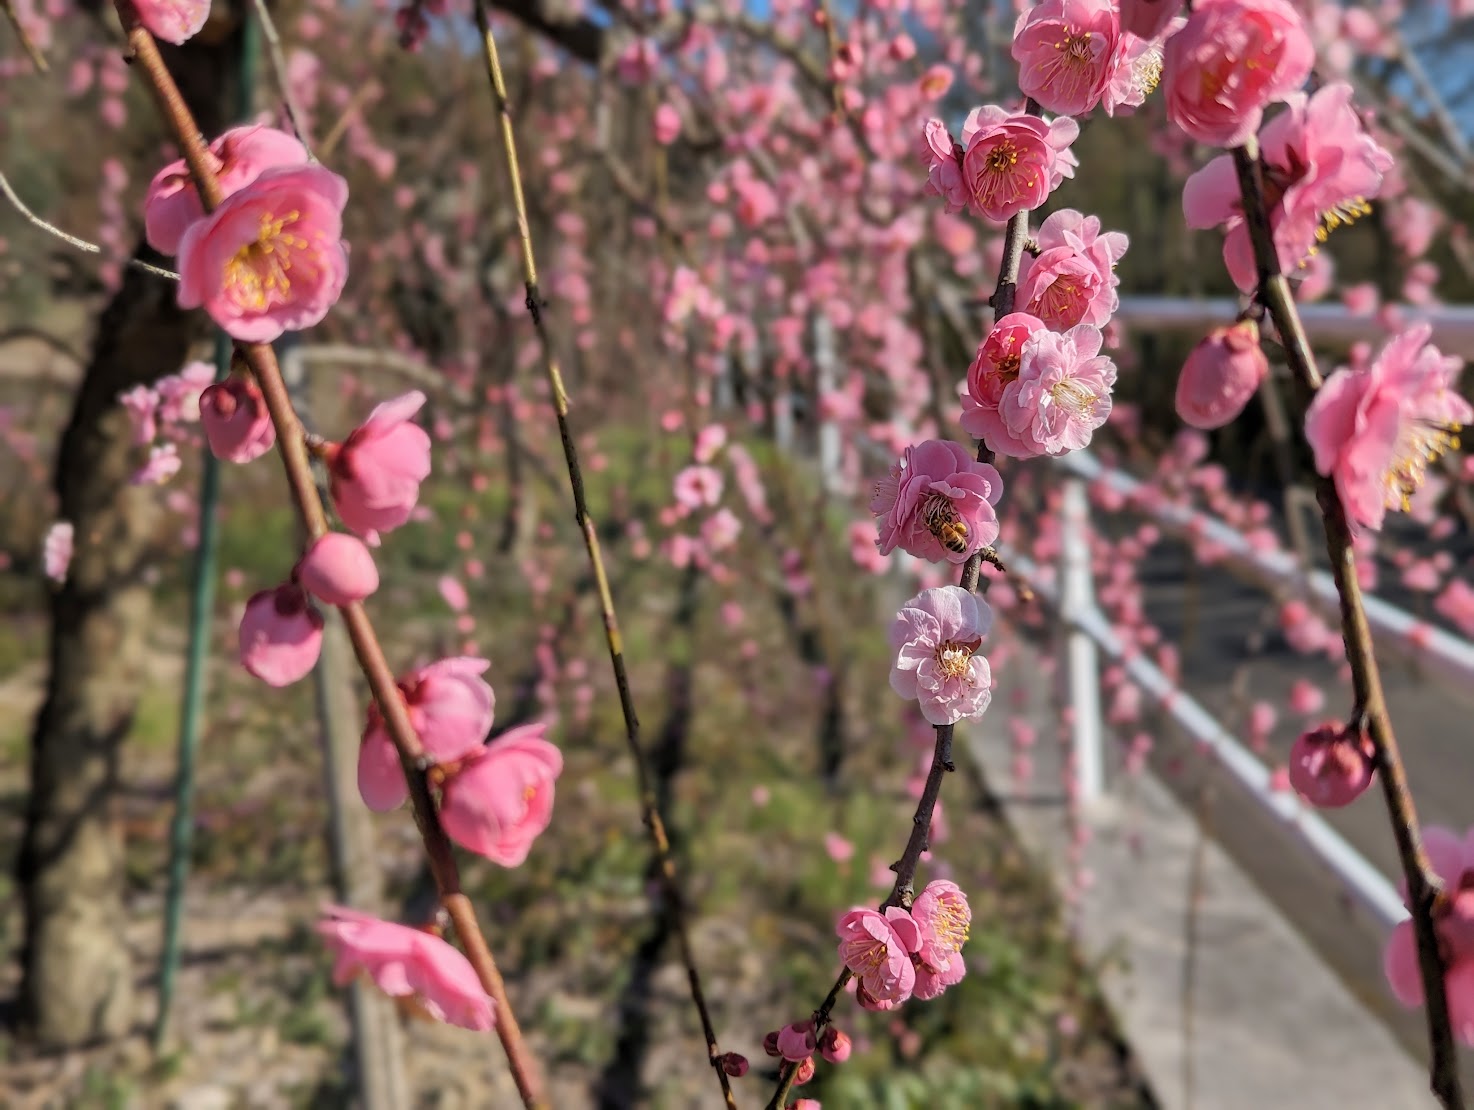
xmin=329 ymin=391 xmax=433 ymax=539
xmin=239 ymin=583 xmax=324 ymax=686
xmin=1174 ymin=321 xmax=1268 ymax=430
xmin=793 ymin=1055 xmax=816 ymax=1085
xmin=1287 ymin=722 xmax=1376 ymax=808
xmin=201 ymin=378 xmax=277 ymax=463
xmin=776 ymin=1021 xmax=816 ymax=1062
xmin=819 ymin=1026 xmax=852 ymax=1064
xmin=718 ymin=1052 xmax=749 ymax=1077
xmin=762 ymin=1030 xmax=782 ymax=1057
xmin=297 ymin=532 xmax=379 ymax=606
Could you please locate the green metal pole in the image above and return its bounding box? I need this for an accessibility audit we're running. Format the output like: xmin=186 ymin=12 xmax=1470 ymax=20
xmin=152 ymin=14 xmax=260 ymax=1050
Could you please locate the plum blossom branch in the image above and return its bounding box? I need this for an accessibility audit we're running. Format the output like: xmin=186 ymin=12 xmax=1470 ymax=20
xmin=2 ymin=0 xmax=47 ymax=71
xmin=0 ymin=167 xmax=180 ymax=280
xmin=111 ymin=7 xmax=549 ymax=1105
xmin=1231 ymin=138 xmax=1464 ymax=1110
xmin=470 ymin=3 xmax=737 ymax=1105
xmin=248 ymin=0 xmax=316 ymax=158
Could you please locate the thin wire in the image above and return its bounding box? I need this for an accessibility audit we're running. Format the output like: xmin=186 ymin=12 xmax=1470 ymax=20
xmin=0 ymin=168 xmax=180 ymax=281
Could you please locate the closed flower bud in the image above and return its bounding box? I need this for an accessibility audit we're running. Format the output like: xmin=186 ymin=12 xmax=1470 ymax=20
xmin=1175 ymin=321 xmax=1268 ymax=430
xmin=297 ymin=532 xmax=379 ymax=606
xmin=239 ymin=582 xmax=324 ymax=687
xmin=776 ymin=1020 xmax=816 ymax=1062
xmin=762 ymin=1030 xmax=782 ymax=1057
xmin=200 ymin=377 xmax=276 ymax=463
xmin=793 ymin=1055 xmax=816 ymax=1085
xmin=1287 ymin=721 xmax=1376 ymax=808
xmin=819 ymin=1026 xmax=852 ymax=1064
xmin=718 ymin=1052 xmax=749 ymax=1077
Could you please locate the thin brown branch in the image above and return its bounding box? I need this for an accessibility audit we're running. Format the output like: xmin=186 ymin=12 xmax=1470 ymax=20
xmin=2 ymin=0 xmax=48 ymax=71
xmin=113 ymin=8 xmax=548 ymax=1106
xmin=470 ymin=4 xmax=737 ymax=1106
xmin=1231 ymin=139 xmax=1464 ymax=1110
xmin=318 ymin=80 xmax=380 ymax=160
xmin=249 ymin=0 xmax=316 ymax=157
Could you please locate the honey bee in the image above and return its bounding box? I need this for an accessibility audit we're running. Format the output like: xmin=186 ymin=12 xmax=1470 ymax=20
xmin=922 ymin=495 xmax=970 ymax=555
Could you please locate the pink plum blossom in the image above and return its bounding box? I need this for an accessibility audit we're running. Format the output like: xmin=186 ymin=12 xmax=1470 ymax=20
xmin=42 ymin=521 xmax=73 ymax=584
xmin=1183 ymin=83 xmax=1394 ymax=292
xmin=1161 ymin=0 xmax=1314 ymax=148
xmin=1175 ymin=320 xmax=1269 ymax=429
xmin=177 ymin=164 xmax=349 ymax=343
xmin=439 ymin=723 xmax=563 ymax=866
xmin=200 ymin=377 xmax=276 ymax=463
xmin=889 ymin=586 xmax=994 ymax=726
xmin=1436 ymin=580 xmax=1474 ymax=638
xmin=997 ymin=325 xmax=1117 ymax=458
xmin=328 ymin=391 xmax=433 ymax=539
xmin=297 ymin=532 xmax=379 ymax=606
xmin=1016 ymin=208 xmax=1128 ymax=329
xmin=870 ymin=439 xmax=1004 ymax=564
xmin=1383 ymin=825 xmax=1474 ymax=1045
xmin=673 ymin=465 xmax=724 ymax=511
xmin=1011 ymin=0 xmax=1121 ymax=117
xmin=836 ymin=906 xmax=921 ymax=1004
xmin=1101 ymin=28 xmax=1171 ymax=117
xmin=239 ymin=583 xmax=324 ymax=686
xmin=1287 ymin=722 xmax=1375 ymax=808
xmin=145 ymin=126 xmax=308 ymax=255
xmin=358 ymin=656 xmax=496 ymax=812
xmin=132 ymin=0 xmax=211 ymax=45
xmin=317 ymin=906 xmax=494 ymax=1031
xmin=920 ymin=118 xmax=967 ymax=215
xmin=132 ymin=444 xmax=182 ymax=486
xmin=119 ymin=385 xmax=159 ymax=446
xmin=949 ymin=107 xmax=1079 ymax=223
xmin=1303 ymin=324 xmax=1471 ymax=532
xmin=961 ymin=312 xmax=1047 ymax=454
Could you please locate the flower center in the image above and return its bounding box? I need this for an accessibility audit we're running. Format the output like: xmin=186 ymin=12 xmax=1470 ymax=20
xmin=1385 ymin=421 xmax=1462 ymax=511
xmin=971 ymin=140 xmax=1037 ymax=209
xmin=224 ymin=209 xmax=307 ymax=312
xmin=1049 ymin=378 xmax=1098 ymax=416
xmin=934 ymin=640 xmax=974 ymax=680
xmin=934 ymin=902 xmax=970 ymax=951
xmin=1058 ymin=31 xmax=1092 ymax=65
xmin=856 ymin=938 xmax=890 ymax=973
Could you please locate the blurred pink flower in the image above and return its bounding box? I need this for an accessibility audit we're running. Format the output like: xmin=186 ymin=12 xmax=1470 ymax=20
xmin=870 ymin=439 xmax=1003 ymax=564
xmin=200 ymin=377 xmax=276 ymax=463
xmin=653 ymin=103 xmax=681 ymax=145
xmin=42 ymin=521 xmax=73 ymax=584
xmin=1161 ymin=0 xmax=1313 ymax=148
xmin=673 ymin=465 xmax=724 ymax=511
xmin=177 ymin=164 xmax=349 ymax=343
xmin=693 ymin=423 xmax=728 ymax=463
xmin=1175 ymin=320 xmax=1269 ymax=430
xmin=836 ymin=906 xmax=920 ymax=1004
xmin=1435 ymin=579 xmax=1474 ymax=638
xmin=329 ymin=391 xmax=433 ymax=540
xmin=440 ymin=723 xmax=563 ymax=867
xmin=824 ymin=832 xmax=855 ymax=863
xmin=1017 ymin=209 xmax=1128 ymax=329
xmin=1119 ymin=0 xmax=1182 ymax=40
xmin=145 ymin=125 xmax=308 ymax=255
xmin=1287 ymin=722 xmax=1375 ymax=808
xmin=131 ymin=443 xmax=182 ymax=486
xmin=317 ymin=905 xmax=493 ymax=1031
xmin=439 ymin=575 xmax=470 ymax=612
xmin=1012 ymin=0 xmax=1120 ymax=117
xmin=889 ymin=585 xmax=994 ymax=726
xmin=297 ymin=532 xmax=379 ymax=606
xmin=1304 ymin=324 xmax=1470 ymax=531
xmin=132 ymin=0 xmax=211 ymax=45
xmin=239 ymin=583 xmax=324 ymax=686
xmin=119 ymin=385 xmax=159 ymax=446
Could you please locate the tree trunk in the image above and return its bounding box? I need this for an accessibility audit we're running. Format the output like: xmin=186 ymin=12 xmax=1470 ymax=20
xmin=13 ymin=27 xmax=241 ymax=1048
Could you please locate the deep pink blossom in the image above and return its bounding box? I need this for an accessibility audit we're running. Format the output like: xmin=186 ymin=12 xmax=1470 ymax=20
xmin=145 ymin=126 xmax=308 ymax=255
xmin=1174 ymin=320 xmax=1269 ymax=429
xmin=1287 ymin=722 xmax=1375 ymax=808
xmin=775 ymin=1021 xmax=816 ymax=1063
xmin=1383 ymin=825 xmax=1474 ymax=1045
xmin=1016 ymin=209 xmax=1127 ymax=329
xmin=997 ymin=325 xmax=1117 ymax=458
xmin=1161 ymin=0 xmax=1314 ymax=148
xmin=358 ymin=656 xmax=495 ymax=812
xmin=1183 ymin=83 xmax=1394 ymax=292
xmin=889 ymin=585 xmax=993 ymax=726
xmin=328 ymin=391 xmax=433 ymax=540
xmin=317 ymin=906 xmax=494 ymax=1031
xmin=1303 ymin=324 xmax=1471 ymax=532
xmin=132 ymin=0 xmax=211 ymax=45
xmin=836 ymin=906 xmax=921 ymax=1004
xmin=200 ymin=377 xmax=276 ymax=463
xmin=870 ymin=439 xmax=1004 ymax=564
xmin=439 ymin=723 xmax=563 ymax=866
xmin=1011 ymin=0 xmax=1121 ymax=117
xmin=297 ymin=532 xmax=379 ymax=606
xmin=960 ymin=312 xmax=1048 ymax=456
xmin=239 ymin=583 xmax=324 ymax=687
xmin=950 ymin=107 xmax=1079 ymax=223
xmin=1119 ymin=0 xmax=1182 ymax=39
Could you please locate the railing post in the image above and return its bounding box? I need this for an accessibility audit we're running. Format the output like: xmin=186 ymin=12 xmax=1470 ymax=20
xmin=1060 ymin=476 xmax=1104 ymax=803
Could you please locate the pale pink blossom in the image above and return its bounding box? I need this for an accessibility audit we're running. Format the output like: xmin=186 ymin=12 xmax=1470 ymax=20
xmin=911 ymin=879 xmax=970 ymax=985
xmin=998 ymin=325 xmax=1117 ymax=458
xmin=145 ymin=126 xmax=308 ymax=255
xmin=1287 ymin=678 xmax=1325 ymax=716
xmin=119 ymin=385 xmax=159 ymax=446
xmin=1175 ymin=320 xmax=1269 ymax=429
xmin=328 ymin=391 xmax=433 ymax=540
xmin=1288 ymin=721 xmax=1375 ymax=808
xmin=200 ymin=377 xmax=276 ymax=463
xmin=358 ymin=657 xmax=495 ymax=812
xmin=239 ymin=583 xmax=324 ymax=686
xmin=440 ymin=723 xmax=563 ymax=866
xmin=1161 ymin=0 xmax=1314 ymax=148
xmin=1011 ymin=0 xmax=1121 ymax=117
xmin=889 ymin=585 xmax=994 ymax=726
xmin=42 ymin=521 xmax=73 ymax=584
xmin=1183 ymin=83 xmax=1394 ymax=292
xmin=177 ymin=164 xmax=348 ymax=343
xmin=297 ymin=532 xmax=379 ymax=606
xmin=1016 ymin=209 xmax=1128 ymax=329
xmin=954 ymin=107 xmax=1079 ymax=223
xmin=132 ymin=0 xmax=211 ymax=45
xmin=317 ymin=906 xmax=494 ymax=1031
xmin=653 ymin=103 xmax=682 ymax=145
xmin=701 ymin=508 xmax=742 ymax=552
xmin=870 ymin=439 xmax=1003 ymax=564
xmin=132 ymin=444 xmax=182 ymax=486
xmin=1303 ymin=324 xmax=1471 ymax=531
xmin=693 ymin=423 xmax=728 ymax=464
xmin=673 ymin=465 xmax=724 ymax=511
xmin=836 ymin=906 xmax=921 ymax=1004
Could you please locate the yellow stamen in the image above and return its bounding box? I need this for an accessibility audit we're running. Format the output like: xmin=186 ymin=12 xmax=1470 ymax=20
xmin=223 ymin=209 xmax=307 ymax=311
xmin=1050 ymin=378 xmax=1098 ymax=416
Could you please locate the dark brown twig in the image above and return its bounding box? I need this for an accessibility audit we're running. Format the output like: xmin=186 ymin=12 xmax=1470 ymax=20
xmin=1231 ymin=139 xmax=1463 ymax=1110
